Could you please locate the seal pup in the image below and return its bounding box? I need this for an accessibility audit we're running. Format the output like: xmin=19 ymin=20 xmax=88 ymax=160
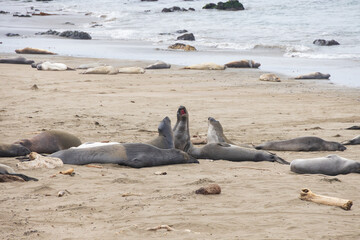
xmin=225 ymin=60 xmax=261 ymax=68
xmin=295 ymin=72 xmax=330 ymax=79
xmin=0 ymin=163 xmax=38 ymax=181
xmin=255 ymin=136 xmax=346 ymax=151
xmin=173 ymin=106 xmax=289 ymax=164
xmin=290 ymin=155 xmax=360 ymax=176
xmin=37 ymin=61 xmax=74 ymax=71
xmin=118 ymin=67 xmax=145 ymax=74
xmin=145 ymin=61 xmax=171 ymax=69
xmin=49 ymin=143 xmax=198 ymax=168
xmin=15 ymin=47 xmax=56 ymax=55
xmin=342 ymin=135 xmax=360 ymax=145
xmin=259 ymin=73 xmax=280 ymax=82
xmin=0 ymin=130 xmax=81 ymax=157
xmin=0 ymin=56 xmax=34 ymax=64
xmin=183 ymin=63 xmax=225 ymax=70
xmin=82 ymin=65 xmax=118 ymax=74
xmin=146 ymin=116 xmax=175 ymax=149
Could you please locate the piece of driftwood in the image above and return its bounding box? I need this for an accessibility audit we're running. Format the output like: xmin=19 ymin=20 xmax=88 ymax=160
xmin=146 ymin=225 xmax=176 ymax=231
xmin=195 ymin=184 xmax=221 ymax=195
xmin=299 ymin=188 xmax=352 ymax=210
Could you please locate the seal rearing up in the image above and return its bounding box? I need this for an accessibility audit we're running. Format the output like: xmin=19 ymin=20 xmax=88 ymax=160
xmin=173 ymin=106 xmax=289 ymax=164
xmin=146 ymin=116 xmax=174 ymax=149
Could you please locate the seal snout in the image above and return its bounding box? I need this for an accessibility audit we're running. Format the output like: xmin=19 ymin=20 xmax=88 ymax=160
xmin=178 ymin=106 xmax=187 ymax=116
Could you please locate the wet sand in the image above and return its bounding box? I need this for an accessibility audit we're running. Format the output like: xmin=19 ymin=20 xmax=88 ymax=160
xmin=0 ymin=53 xmax=360 ymax=239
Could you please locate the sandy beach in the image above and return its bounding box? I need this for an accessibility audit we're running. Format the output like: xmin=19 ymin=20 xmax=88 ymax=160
xmin=0 ymin=52 xmax=360 ymax=239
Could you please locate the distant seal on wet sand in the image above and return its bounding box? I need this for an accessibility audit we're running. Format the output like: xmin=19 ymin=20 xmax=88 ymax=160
xmin=173 ymin=106 xmax=288 ymax=164
xmin=225 ymin=60 xmax=261 ymax=68
xmin=0 ymin=130 xmax=81 ymax=157
xmin=255 ymin=136 xmax=346 ymax=151
xmin=37 ymin=61 xmax=74 ymax=71
xmin=0 ymin=56 xmax=34 ymax=64
xmin=146 ymin=116 xmax=175 ymax=149
xmin=259 ymin=73 xmax=280 ymax=82
xmin=81 ymin=66 xmax=118 ymax=74
xmin=295 ymin=72 xmax=330 ymax=79
xmin=290 ymin=155 xmax=360 ymax=176
xmin=0 ymin=163 xmax=38 ymax=181
xmin=183 ymin=63 xmax=225 ymax=70
xmin=15 ymin=47 xmax=56 ymax=55
xmin=118 ymin=67 xmax=145 ymax=74
xmin=76 ymin=63 xmax=107 ymax=69
xmin=49 ymin=142 xmax=198 ymax=168
xmin=342 ymin=135 xmax=360 ymax=145
xmin=145 ymin=61 xmax=171 ymax=69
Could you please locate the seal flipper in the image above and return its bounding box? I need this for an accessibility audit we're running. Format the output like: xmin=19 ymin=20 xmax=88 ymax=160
xmin=272 ymin=154 xmax=290 ymax=165
xmin=8 ymin=173 xmax=38 ymax=181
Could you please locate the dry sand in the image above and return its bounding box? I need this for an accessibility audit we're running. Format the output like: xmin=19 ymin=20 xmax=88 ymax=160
xmin=0 ymin=53 xmax=360 ymax=239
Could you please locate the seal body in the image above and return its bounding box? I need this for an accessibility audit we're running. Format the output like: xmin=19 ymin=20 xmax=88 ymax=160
xmin=0 ymin=143 xmax=31 ymax=157
xmin=183 ymin=63 xmax=225 ymax=70
xmin=11 ymin=130 xmax=82 ymax=155
xmin=207 ymin=117 xmax=234 ymax=144
xmin=118 ymin=67 xmax=145 ymax=74
xmin=145 ymin=61 xmax=171 ymax=69
xmin=0 ymin=56 xmax=34 ymax=64
xmin=76 ymin=63 xmax=106 ymax=69
xmin=146 ymin=116 xmax=175 ymax=149
xmin=37 ymin=61 xmax=69 ymax=71
xmin=225 ymin=60 xmax=260 ymax=68
xmin=255 ymin=136 xmax=346 ymax=151
xmin=50 ymin=143 xmax=198 ymax=168
xmin=290 ymin=155 xmax=360 ymax=175
xmin=295 ymin=72 xmax=330 ymax=79
xmin=15 ymin=47 xmax=56 ymax=55
xmin=173 ymin=106 xmax=288 ymax=164
xmin=342 ymin=135 xmax=360 ymax=145
xmin=82 ymin=66 xmax=118 ymax=74
xmin=259 ymin=73 xmax=280 ymax=82
xmin=0 ymin=163 xmax=38 ymax=181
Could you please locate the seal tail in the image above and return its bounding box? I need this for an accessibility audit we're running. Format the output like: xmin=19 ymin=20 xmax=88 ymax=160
xmin=272 ymin=155 xmax=290 ymax=165
xmin=9 ymin=173 xmax=38 ymax=181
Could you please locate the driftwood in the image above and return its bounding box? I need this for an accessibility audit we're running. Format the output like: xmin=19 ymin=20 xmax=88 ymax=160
xmin=146 ymin=225 xmax=176 ymax=231
xmin=299 ymin=188 xmax=352 ymax=210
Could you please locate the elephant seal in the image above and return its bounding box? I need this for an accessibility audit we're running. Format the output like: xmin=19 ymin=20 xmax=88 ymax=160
xmin=259 ymin=73 xmax=280 ymax=82
xmin=225 ymin=60 xmax=261 ymax=68
xmin=0 ymin=130 xmax=81 ymax=157
xmin=37 ymin=61 xmax=74 ymax=71
xmin=15 ymin=47 xmax=56 ymax=55
xmin=146 ymin=116 xmax=175 ymax=149
xmin=295 ymin=72 xmax=330 ymax=79
xmin=76 ymin=63 xmax=107 ymax=69
xmin=255 ymin=136 xmax=346 ymax=151
xmin=0 ymin=56 xmax=34 ymax=64
xmin=49 ymin=143 xmax=198 ymax=168
xmin=173 ymin=106 xmax=289 ymax=164
xmin=183 ymin=63 xmax=225 ymax=70
xmin=168 ymin=43 xmax=196 ymax=51
xmin=207 ymin=117 xmax=234 ymax=144
xmin=290 ymin=155 xmax=360 ymax=176
xmin=145 ymin=61 xmax=171 ymax=69
xmin=0 ymin=163 xmax=38 ymax=181
xmin=82 ymin=66 xmax=118 ymax=74
xmin=342 ymin=135 xmax=360 ymax=145
xmin=118 ymin=67 xmax=145 ymax=74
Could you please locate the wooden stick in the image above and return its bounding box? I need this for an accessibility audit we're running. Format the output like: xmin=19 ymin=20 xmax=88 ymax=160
xmin=299 ymin=188 xmax=353 ymax=210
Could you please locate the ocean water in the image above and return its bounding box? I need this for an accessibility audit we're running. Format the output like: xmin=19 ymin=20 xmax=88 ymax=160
xmin=0 ymin=0 xmax=359 ymax=87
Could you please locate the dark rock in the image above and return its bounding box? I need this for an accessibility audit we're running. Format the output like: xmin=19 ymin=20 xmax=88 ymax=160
xmin=176 ymin=29 xmax=188 ymax=34
xmin=313 ymin=39 xmax=340 ymax=46
xmin=6 ymin=33 xmax=20 ymax=37
xmin=177 ymin=33 xmax=195 ymax=41
xmin=64 ymin=22 xmax=75 ymax=25
xmin=59 ymin=31 xmax=92 ymax=39
xmin=0 ymin=10 xmax=10 ymax=14
xmin=13 ymin=13 xmax=32 ymax=17
xmin=141 ymin=0 xmax=157 ymax=1
xmin=162 ymin=6 xmax=193 ymax=12
xmin=203 ymin=0 xmax=244 ymax=11
xmin=35 ymin=29 xmax=61 ymax=35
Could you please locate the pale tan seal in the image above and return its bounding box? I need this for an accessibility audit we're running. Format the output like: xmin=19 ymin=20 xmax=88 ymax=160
xmin=81 ymin=66 xmax=118 ymax=74
xmin=183 ymin=63 xmax=225 ymax=70
xmin=37 ymin=61 xmax=74 ymax=71
xmin=118 ymin=67 xmax=145 ymax=74
xmin=259 ymin=73 xmax=280 ymax=82
xmin=295 ymin=72 xmax=330 ymax=79
xmin=15 ymin=47 xmax=56 ymax=55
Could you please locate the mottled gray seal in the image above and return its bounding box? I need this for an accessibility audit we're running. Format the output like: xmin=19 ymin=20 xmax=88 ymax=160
xmin=295 ymin=72 xmax=330 ymax=79
xmin=173 ymin=106 xmax=289 ymax=164
xmin=0 ymin=130 xmax=82 ymax=157
xmin=0 ymin=56 xmax=34 ymax=64
xmin=342 ymin=135 xmax=360 ymax=145
xmin=225 ymin=60 xmax=261 ymax=68
xmin=145 ymin=61 xmax=171 ymax=69
xmin=0 ymin=163 xmax=38 ymax=181
xmin=290 ymin=155 xmax=360 ymax=176
xmin=146 ymin=116 xmax=174 ymax=149
xmin=255 ymin=136 xmax=346 ymax=151
xmin=49 ymin=143 xmax=198 ymax=168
